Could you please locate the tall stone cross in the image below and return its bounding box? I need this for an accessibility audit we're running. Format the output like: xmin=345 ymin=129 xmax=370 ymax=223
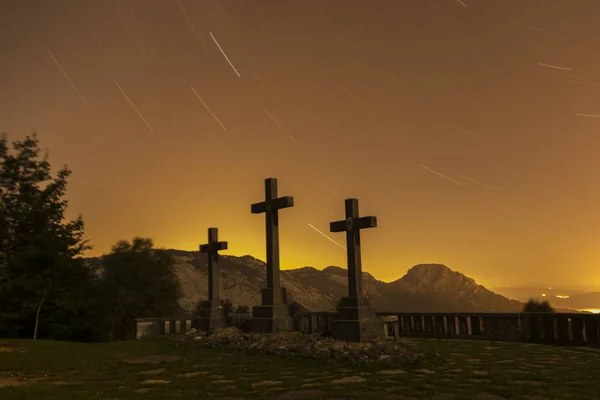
xmin=330 ymin=198 xmax=377 ymax=298
xmin=251 ymin=177 xmax=294 ymax=305
xmin=199 ymin=227 xmax=228 ymax=302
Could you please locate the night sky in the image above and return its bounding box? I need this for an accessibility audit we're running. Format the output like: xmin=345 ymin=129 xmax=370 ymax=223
xmin=3 ymin=0 xmax=600 ymax=289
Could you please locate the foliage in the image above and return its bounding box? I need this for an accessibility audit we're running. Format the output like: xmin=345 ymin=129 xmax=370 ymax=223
xmin=193 ymin=299 xmax=236 ymax=316
xmin=336 ymin=296 xmax=372 ymax=310
xmin=234 ymin=305 xmax=250 ymax=313
xmin=522 ymin=298 xmax=555 ymax=313
xmin=193 ymin=299 xmax=205 ymax=315
xmin=288 ymin=301 xmax=309 ymax=316
xmin=97 ymin=237 xmax=183 ymax=341
xmin=0 ymin=133 xmax=93 ymax=339
xmin=223 ymin=299 xmax=233 ymax=315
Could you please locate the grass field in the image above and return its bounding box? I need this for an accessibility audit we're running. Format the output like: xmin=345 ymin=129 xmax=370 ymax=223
xmin=0 ymin=336 xmax=598 ymax=399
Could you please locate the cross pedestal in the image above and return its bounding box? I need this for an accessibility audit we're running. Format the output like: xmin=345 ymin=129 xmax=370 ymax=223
xmin=330 ymin=198 xmax=383 ymax=342
xmin=195 ymin=299 xmax=227 ymax=332
xmin=331 ymin=296 xmax=382 ymax=342
xmin=249 ymin=178 xmax=295 ymax=332
xmin=195 ymin=227 xmax=228 ymax=333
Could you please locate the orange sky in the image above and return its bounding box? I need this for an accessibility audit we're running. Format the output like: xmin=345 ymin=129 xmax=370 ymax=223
xmin=2 ymin=0 xmax=600 ymax=290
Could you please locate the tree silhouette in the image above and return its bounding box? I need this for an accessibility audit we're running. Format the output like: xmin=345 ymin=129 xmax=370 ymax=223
xmin=0 ymin=133 xmax=92 ymax=339
xmin=522 ymin=298 xmax=555 ymax=313
xmin=99 ymin=237 xmax=182 ymax=341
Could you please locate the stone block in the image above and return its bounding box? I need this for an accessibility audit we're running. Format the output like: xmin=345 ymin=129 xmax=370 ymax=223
xmin=250 ymin=304 xmax=293 ymax=333
xmin=331 ymin=296 xmax=383 ymax=342
xmin=261 ymin=287 xmax=288 ymax=306
xmin=380 ymin=315 xmax=400 ymax=340
xmin=195 ymin=299 xmax=228 ymax=332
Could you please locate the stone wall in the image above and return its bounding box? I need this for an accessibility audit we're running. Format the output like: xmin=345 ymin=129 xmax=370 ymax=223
xmin=134 ymin=312 xmax=600 ymax=347
xmin=376 ymin=312 xmax=600 ymax=347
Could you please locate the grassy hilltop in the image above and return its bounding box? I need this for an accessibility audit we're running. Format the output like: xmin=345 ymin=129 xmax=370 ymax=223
xmin=0 ymin=337 xmax=599 ymax=399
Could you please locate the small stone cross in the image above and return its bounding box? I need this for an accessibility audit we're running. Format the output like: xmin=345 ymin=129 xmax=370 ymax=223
xmin=199 ymin=227 xmax=228 ymax=301
xmin=330 ymin=198 xmax=377 ymax=298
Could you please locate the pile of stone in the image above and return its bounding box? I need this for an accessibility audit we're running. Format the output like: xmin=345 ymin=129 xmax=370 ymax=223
xmin=174 ymin=327 xmax=424 ymax=365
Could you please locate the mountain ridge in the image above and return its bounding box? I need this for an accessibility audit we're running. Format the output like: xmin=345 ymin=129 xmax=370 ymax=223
xmin=84 ymin=250 xmax=530 ymax=313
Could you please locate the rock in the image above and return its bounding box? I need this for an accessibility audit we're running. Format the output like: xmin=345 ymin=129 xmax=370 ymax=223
xmin=177 ymin=371 xmax=208 ymax=377
xmin=138 ymin=369 xmax=165 ymax=375
xmin=176 ymin=327 xmax=423 ymax=365
xmin=121 ymin=355 xmax=181 ymax=365
xmin=276 ymin=390 xmax=326 ymax=399
xmin=252 ymin=381 xmax=282 ymax=387
xmin=472 ymin=370 xmax=489 ymax=376
xmin=330 ymin=376 xmax=367 ymax=384
xmin=185 ymin=328 xmax=198 ymax=336
xmin=415 ymin=369 xmax=435 ymax=374
xmin=134 ymin=388 xmax=154 ymax=393
xmin=377 ymin=369 xmax=406 ymax=375
xmin=475 ymin=394 xmax=508 ymax=400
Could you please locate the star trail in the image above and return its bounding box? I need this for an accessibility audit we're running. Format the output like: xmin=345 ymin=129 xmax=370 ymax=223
xmin=2 ymin=0 xmax=600 ymax=290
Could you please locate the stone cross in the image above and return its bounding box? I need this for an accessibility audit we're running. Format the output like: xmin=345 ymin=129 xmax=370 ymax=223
xmin=199 ymin=227 xmax=228 ymax=301
xmin=330 ymin=198 xmax=377 ymax=298
xmin=251 ymin=177 xmax=294 ymax=305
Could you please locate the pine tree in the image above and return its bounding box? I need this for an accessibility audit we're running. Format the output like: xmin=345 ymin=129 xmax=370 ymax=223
xmin=0 ymin=133 xmax=92 ymax=339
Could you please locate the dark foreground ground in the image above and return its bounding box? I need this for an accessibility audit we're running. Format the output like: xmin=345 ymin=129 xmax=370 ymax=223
xmin=0 ymin=336 xmax=598 ymax=400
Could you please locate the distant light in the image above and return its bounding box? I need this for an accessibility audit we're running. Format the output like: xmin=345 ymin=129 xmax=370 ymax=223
xmin=548 ymin=287 xmax=552 ymax=290
xmin=556 ymin=295 xmax=569 ymax=299
xmin=542 ymin=293 xmax=546 ymax=297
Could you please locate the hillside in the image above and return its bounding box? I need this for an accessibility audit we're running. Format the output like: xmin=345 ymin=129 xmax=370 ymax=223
xmin=491 ymin=286 xmax=600 ymax=312
xmin=550 ymin=292 xmax=600 ymax=311
xmin=85 ymin=251 xmax=526 ymax=313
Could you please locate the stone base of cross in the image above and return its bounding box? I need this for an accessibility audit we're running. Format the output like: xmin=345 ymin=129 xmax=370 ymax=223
xmin=331 ymin=296 xmax=383 ymax=342
xmin=329 ymin=198 xmax=384 ymax=342
xmin=194 ymin=299 xmax=228 ymax=333
xmin=250 ymin=305 xmax=293 ymax=332
xmin=249 ymin=178 xmax=295 ymax=333
xmin=250 ymin=287 xmax=293 ymax=332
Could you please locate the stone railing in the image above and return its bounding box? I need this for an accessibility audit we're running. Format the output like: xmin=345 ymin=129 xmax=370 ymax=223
xmin=293 ymin=311 xmax=336 ymax=334
xmin=134 ymin=316 xmax=194 ymax=338
xmin=134 ymin=311 xmax=600 ymax=347
xmin=134 ymin=312 xmax=252 ymax=339
xmin=375 ymin=312 xmax=600 ymax=347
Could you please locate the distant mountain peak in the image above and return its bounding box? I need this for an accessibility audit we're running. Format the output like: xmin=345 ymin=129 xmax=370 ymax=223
xmin=322 ymin=266 xmax=346 ymax=276
xmin=292 ymin=266 xmax=319 ymax=273
xmin=395 ymin=263 xmax=480 ymax=294
xmin=406 ymin=263 xmax=469 ymax=280
xmin=407 ymin=263 xmax=456 ymax=274
xmin=85 ymin=251 xmax=525 ymax=313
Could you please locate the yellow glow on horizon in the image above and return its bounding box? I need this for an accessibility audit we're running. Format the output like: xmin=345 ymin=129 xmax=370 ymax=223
xmin=581 ymin=309 xmax=600 ymax=314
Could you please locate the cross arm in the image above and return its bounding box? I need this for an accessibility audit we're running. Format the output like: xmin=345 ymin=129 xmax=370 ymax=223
xmin=356 ymin=216 xmax=377 ymax=229
xmin=272 ymin=196 xmax=294 ymax=210
xmin=251 ymin=201 xmax=267 ymax=214
xmin=251 ymin=196 xmax=294 ymax=214
xmin=199 ymin=241 xmax=228 ymax=253
xmin=330 ymin=216 xmax=377 ymax=232
xmin=330 ymin=220 xmax=347 ymax=233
